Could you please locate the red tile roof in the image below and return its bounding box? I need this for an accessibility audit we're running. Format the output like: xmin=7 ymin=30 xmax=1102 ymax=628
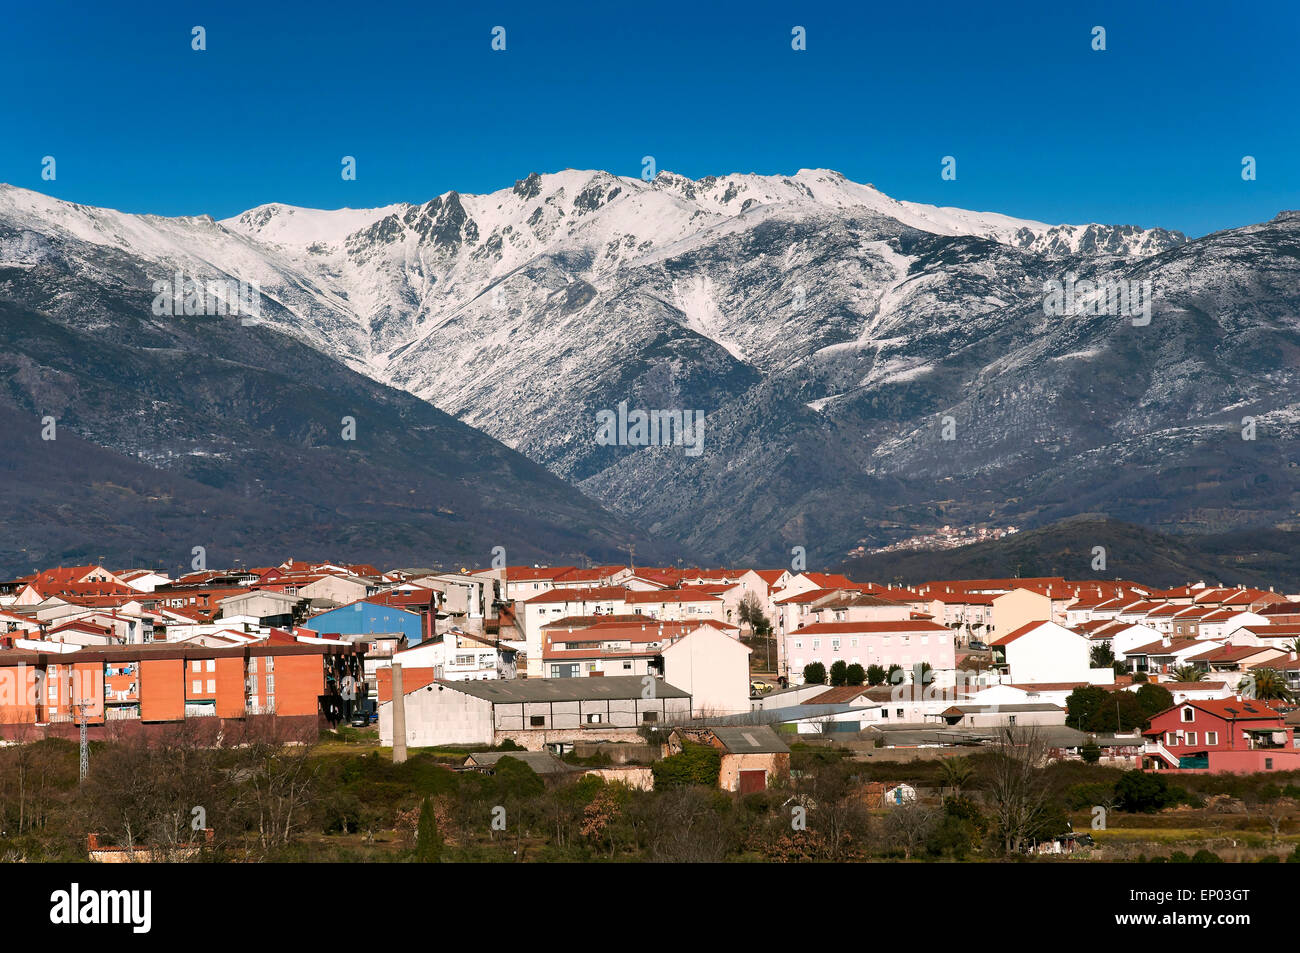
xmin=991 ymin=620 xmax=1060 ymax=646
xmin=793 ymin=620 xmax=948 ymax=635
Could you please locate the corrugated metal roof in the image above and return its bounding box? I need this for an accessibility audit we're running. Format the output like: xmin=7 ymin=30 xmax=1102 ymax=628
xmin=446 ymin=675 xmax=690 ymax=703
xmin=709 ymin=724 xmax=790 ymax=754
xmin=463 ymin=751 xmax=576 ymax=774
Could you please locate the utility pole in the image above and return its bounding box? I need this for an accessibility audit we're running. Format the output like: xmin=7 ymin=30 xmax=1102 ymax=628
xmin=391 ymin=663 xmax=408 ymax=764
xmin=75 ymin=700 xmax=89 ymax=782
xmin=625 ymin=543 xmax=635 ymax=573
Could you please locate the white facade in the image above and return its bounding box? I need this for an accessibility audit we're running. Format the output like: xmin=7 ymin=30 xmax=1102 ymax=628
xmin=662 ymin=625 xmax=752 ymax=716
xmin=995 ymin=621 xmax=1113 ymax=685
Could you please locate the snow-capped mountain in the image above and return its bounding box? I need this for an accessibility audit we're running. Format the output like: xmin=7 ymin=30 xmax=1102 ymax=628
xmin=2 ymin=170 xmax=1295 ymax=566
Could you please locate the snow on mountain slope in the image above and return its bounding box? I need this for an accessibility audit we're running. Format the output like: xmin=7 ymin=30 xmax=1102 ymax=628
xmin=2 ymin=170 xmax=1233 ymax=564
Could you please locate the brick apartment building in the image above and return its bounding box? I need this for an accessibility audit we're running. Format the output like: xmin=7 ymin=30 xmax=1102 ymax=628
xmin=0 ymin=638 xmax=364 ymax=741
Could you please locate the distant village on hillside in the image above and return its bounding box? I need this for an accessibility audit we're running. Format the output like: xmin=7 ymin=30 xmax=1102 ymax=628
xmin=4 ymin=560 xmax=1300 ymax=780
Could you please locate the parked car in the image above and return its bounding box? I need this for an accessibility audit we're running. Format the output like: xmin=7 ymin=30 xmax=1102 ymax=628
xmin=349 ymin=698 xmax=377 ymax=727
xmin=968 ymin=640 xmax=989 ymax=651
xmin=750 ymin=680 xmax=774 ymax=695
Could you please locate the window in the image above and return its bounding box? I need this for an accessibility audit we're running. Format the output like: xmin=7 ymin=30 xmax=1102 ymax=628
xmin=882 ymin=709 xmax=889 ymax=719
xmin=191 ymin=661 xmax=201 ymax=673
xmin=1165 ymin=732 xmax=1175 ymax=746
xmin=206 ymin=659 xmax=216 ymax=672
xmin=586 ymin=713 xmax=602 ymax=724
xmin=265 ymin=657 xmax=274 ymax=672
xmin=248 ymin=658 xmax=258 ymax=672
xmin=1207 ymin=731 xmax=1218 ymax=745
xmin=266 ymin=676 xmax=275 ymax=694
xmin=896 ymin=708 xmax=903 ymax=718
xmin=530 ymin=715 xmax=545 ymax=727
xmin=622 ymin=662 xmax=632 ymax=670
xmin=1266 ymin=758 xmax=1274 ymax=770
xmin=1186 ymin=732 xmax=1197 ymax=745
xmin=642 ymin=711 xmax=658 ymax=723
xmin=192 ymin=680 xmax=202 ymax=693
xmin=1181 ymin=707 xmax=1195 ymax=722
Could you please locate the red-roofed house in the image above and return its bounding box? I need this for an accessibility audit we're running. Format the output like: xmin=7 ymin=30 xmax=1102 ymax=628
xmin=1143 ymin=698 xmax=1300 ymax=772
xmin=991 ymin=620 xmax=1111 ymax=686
xmin=785 ymin=619 xmax=954 ymax=685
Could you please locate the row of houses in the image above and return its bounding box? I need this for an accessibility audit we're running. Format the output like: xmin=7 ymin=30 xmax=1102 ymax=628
xmin=6 ymin=561 xmax=1300 ymax=779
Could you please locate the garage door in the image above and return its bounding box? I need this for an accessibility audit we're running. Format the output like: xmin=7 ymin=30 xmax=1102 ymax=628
xmin=738 ymin=769 xmax=767 ymax=794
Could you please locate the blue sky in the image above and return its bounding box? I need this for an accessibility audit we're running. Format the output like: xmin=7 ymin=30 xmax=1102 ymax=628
xmin=2 ymin=0 xmax=1296 ymax=236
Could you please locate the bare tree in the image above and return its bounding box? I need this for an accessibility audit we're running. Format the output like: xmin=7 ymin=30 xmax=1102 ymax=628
xmin=229 ymin=717 xmax=319 ymax=854
xmin=882 ymin=799 xmax=936 ymax=859
xmin=645 ymin=787 xmax=738 ymax=862
xmin=85 ymin=721 xmax=229 ymax=860
xmin=984 ymin=726 xmax=1052 ymax=854
xmin=805 ymin=764 xmax=872 ymax=860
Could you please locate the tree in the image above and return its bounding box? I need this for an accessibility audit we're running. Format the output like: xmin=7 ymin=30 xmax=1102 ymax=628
xmin=1090 ymin=641 xmax=1115 ymax=668
xmin=829 ymin=660 xmax=849 ymax=687
xmin=845 ymin=663 xmax=866 ymax=687
xmin=737 ymin=591 xmax=770 ymax=636
xmin=1065 ymin=686 xmax=1108 ymax=731
xmin=886 ymin=664 xmax=903 ymax=685
xmin=938 ymin=756 xmax=975 ymax=797
xmin=1135 ymin=683 xmax=1174 ymax=721
xmin=927 ymin=795 xmax=987 ymax=859
xmin=1246 ymin=668 xmax=1292 ymax=702
xmin=1115 ymin=770 xmax=1174 ymax=813
xmin=866 ymin=664 xmax=888 ymax=686
xmin=651 ymin=743 xmax=721 ymax=789
xmin=911 ymin=662 xmax=933 ymax=686
xmin=983 ymin=727 xmax=1051 ymax=854
xmin=491 ymin=756 xmax=545 ymax=801
xmin=802 ymin=761 xmax=872 ymax=860
xmin=803 ymin=662 xmax=827 ymax=685
xmin=414 ymin=797 xmax=443 ymax=862
xmin=1171 ymin=664 xmax=1206 ymax=683
xmin=645 ymin=787 xmax=737 ymax=862
xmin=1066 ymin=685 xmax=1147 ymax=732
xmin=882 ymin=799 xmax=936 ymax=859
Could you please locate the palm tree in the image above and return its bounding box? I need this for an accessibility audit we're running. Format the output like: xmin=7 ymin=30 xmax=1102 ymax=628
xmin=938 ymin=756 xmax=975 ymax=797
xmin=1171 ymin=664 xmax=1206 ymax=683
xmin=1246 ymin=668 xmax=1292 ymax=703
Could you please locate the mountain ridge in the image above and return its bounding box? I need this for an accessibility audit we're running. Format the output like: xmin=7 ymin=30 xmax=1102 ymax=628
xmin=2 ymin=171 xmax=1293 ymax=568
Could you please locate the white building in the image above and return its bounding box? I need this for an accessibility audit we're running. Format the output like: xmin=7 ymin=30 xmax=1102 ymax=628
xmin=991 ymin=620 xmax=1114 ymax=685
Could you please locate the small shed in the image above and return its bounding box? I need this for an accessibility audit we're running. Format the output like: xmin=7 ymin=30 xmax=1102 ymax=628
xmin=462 ymin=750 xmax=577 ymax=783
xmin=670 ymin=725 xmax=791 ymax=793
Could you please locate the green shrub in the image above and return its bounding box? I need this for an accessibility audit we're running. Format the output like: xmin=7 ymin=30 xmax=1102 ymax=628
xmin=651 ymin=743 xmax=722 ymax=789
xmin=414 ymin=797 xmax=442 ymax=862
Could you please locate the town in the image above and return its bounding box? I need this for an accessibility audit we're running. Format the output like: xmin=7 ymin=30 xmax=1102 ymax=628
xmin=3 ymin=558 xmax=1300 ymax=863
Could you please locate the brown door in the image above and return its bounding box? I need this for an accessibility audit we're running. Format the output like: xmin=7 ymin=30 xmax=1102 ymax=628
xmin=738 ymin=769 xmax=766 ymax=794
